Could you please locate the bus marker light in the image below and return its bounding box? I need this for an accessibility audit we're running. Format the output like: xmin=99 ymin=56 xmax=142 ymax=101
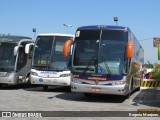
xmin=126 ymin=41 xmax=133 ymax=59
xmin=118 ymin=89 xmax=125 ymax=93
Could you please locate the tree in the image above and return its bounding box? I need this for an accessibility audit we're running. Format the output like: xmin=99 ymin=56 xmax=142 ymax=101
xmin=151 ymin=64 xmax=160 ymax=79
xmin=143 ymin=61 xmax=153 ymax=68
xmin=0 ymin=33 xmax=11 ymax=36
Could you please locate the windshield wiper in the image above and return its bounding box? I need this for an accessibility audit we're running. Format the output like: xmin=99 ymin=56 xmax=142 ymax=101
xmin=83 ymin=55 xmax=97 ymax=73
xmin=0 ymin=68 xmax=5 ymax=71
xmin=32 ymin=66 xmax=42 ymax=70
xmin=52 ymin=69 xmax=64 ymax=72
xmin=0 ymin=63 xmax=5 ymax=71
xmin=33 ymin=65 xmax=50 ymax=70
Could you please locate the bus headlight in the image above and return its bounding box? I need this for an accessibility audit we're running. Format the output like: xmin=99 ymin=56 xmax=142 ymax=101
xmin=5 ymin=73 xmax=12 ymax=77
xmin=112 ymin=81 xmax=126 ymax=85
xmin=73 ymin=79 xmax=83 ymax=84
xmin=31 ymin=72 xmax=38 ymax=76
xmin=60 ymin=73 xmax=70 ymax=77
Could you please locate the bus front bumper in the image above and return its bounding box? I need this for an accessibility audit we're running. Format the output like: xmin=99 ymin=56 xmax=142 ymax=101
xmin=71 ymin=82 xmax=130 ymax=96
xmin=0 ymin=73 xmax=17 ymax=85
xmin=31 ymin=75 xmax=71 ymax=86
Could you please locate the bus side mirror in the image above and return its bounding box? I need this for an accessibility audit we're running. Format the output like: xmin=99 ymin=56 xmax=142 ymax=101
xmin=158 ymin=45 xmax=160 ymax=60
xmin=126 ymin=41 xmax=133 ymax=59
xmin=25 ymin=43 xmax=34 ymax=54
xmin=63 ymin=39 xmax=73 ymax=57
xmin=14 ymin=46 xmax=19 ymax=56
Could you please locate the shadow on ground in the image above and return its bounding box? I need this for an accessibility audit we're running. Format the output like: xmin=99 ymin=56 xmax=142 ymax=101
xmin=54 ymin=92 xmax=126 ymax=103
xmin=132 ymin=89 xmax=160 ymax=108
xmin=0 ymin=84 xmax=37 ymax=90
xmin=24 ymin=85 xmax=71 ymax=93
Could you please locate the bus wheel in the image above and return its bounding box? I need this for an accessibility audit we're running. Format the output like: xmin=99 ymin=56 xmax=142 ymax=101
xmin=43 ymin=85 xmax=48 ymax=90
xmin=136 ymin=85 xmax=140 ymax=91
xmin=26 ymin=75 xmax=31 ymax=85
xmin=126 ymin=93 xmax=131 ymax=99
xmin=84 ymin=93 xmax=92 ymax=97
xmin=136 ymin=79 xmax=141 ymax=91
xmin=126 ymin=79 xmax=133 ymax=99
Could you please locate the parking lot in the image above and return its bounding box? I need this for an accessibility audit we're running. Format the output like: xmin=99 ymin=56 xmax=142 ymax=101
xmin=0 ymin=85 xmax=160 ymax=120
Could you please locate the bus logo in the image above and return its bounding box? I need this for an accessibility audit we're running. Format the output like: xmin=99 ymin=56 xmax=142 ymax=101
xmin=98 ymin=68 xmax=103 ymax=73
xmin=95 ymin=80 xmax=98 ymax=85
xmin=2 ymin=112 xmax=11 ymax=117
xmin=39 ymin=78 xmax=43 ymax=82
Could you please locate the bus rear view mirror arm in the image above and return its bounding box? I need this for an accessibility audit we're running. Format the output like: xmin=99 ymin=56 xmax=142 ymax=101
xmin=13 ymin=45 xmax=23 ymax=56
xmin=63 ymin=39 xmax=73 ymax=57
xmin=13 ymin=46 xmax=19 ymax=56
xmin=25 ymin=43 xmax=34 ymax=54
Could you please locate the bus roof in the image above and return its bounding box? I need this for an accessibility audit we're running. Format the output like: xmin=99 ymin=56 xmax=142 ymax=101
xmin=0 ymin=35 xmax=32 ymax=43
xmin=77 ymin=25 xmax=131 ymax=31
xmin=37 ymin=33 xmax=75 ymax=37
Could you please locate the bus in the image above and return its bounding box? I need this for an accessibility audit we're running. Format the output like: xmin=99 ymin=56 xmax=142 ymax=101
xmin=63 ymin=25 xmax=144 ymax=97
xmin=30 ymin=33 xmax=74 ymax=90
xmin=0 ymin=35 xmax=33 ymax=86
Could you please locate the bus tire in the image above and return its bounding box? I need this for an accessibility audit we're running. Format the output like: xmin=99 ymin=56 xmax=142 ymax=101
xmin=126 ymin=79 xmax=133 ymax=99
xmin=136 ymin=87 xmax=140 ymax=91
xmin=43 ymin=85 xmax=48 ymax=90
xmin=84 ymin=93 xmax=92 ymax=97
xmin=26 ymin=74 xmax=31 ymax=85
xmin=126 ymin=93 xmax=131 ymax=99
xmin=136 ymin=79 xmax=141 ymax=91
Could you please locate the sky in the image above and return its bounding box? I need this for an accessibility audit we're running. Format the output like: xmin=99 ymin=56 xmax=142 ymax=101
xmin=1 ymin=0 xmax=160 ymax=64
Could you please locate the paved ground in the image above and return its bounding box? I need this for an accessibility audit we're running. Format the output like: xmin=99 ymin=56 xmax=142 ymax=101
xmin=0 ymin=85 xmax=159 ymax=120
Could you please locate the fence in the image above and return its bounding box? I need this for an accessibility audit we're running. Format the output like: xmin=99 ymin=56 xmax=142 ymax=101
xmin=141 ymin=79 xmax=160 ymax=89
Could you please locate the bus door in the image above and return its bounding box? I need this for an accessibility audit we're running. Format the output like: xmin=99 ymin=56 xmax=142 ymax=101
xmin=16 ymin=41 xmax=32 ymax=83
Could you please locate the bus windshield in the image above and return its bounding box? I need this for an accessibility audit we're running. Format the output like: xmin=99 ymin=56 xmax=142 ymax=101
xmin=73 ymin=30 xmax=99 ymax=73
xmin=0 ymin=43 xmax=17 ymax=72
xmin=33 ymin=36 xmax=72 ymax=71
xmin=98 ymin=30 xmax=128 ymax=75
xmin=73 ymin=29 xmax=128 ymax=75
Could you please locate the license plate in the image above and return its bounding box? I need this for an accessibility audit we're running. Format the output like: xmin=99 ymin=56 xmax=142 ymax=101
xmin=46 ymin=79 xmax=57 ymax=84
xmin=92 ymin=87 xmax=101 ymax=92
xmin=46 ymin=80 xmax=52 ymax=83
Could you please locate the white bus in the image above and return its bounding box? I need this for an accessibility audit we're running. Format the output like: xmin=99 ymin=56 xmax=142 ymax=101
xmin=0 ymin=35 xmax=33 ymax=86
xmin=31 ymin=33 xmax=74 ymax=90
